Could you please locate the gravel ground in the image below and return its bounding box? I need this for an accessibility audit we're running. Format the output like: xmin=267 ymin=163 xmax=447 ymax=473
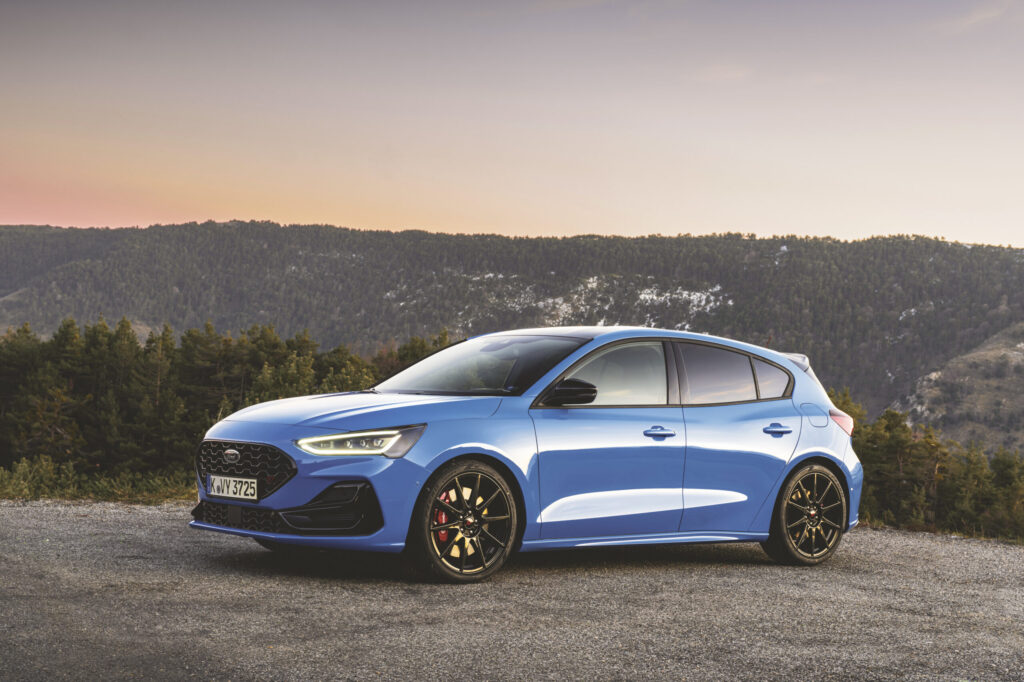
xmin=0 ymin=500 xmax=1022 ymax=681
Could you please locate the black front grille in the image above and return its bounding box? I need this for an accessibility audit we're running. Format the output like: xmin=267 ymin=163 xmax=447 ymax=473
xmin=196 ymin=440 xmax=297 ymax=499
xmin=193 ymin=500 xmax=288 ymax=533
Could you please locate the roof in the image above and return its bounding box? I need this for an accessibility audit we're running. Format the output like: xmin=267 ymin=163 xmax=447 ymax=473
xmin=489 ymin=325 xmax=646 ymax=339
xmin=485 ymin=325 xmax=805 ymax=369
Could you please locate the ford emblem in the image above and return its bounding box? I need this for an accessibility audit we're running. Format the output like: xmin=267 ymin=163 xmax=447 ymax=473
xmin=223 ymin=448 xmax=241 ymax=464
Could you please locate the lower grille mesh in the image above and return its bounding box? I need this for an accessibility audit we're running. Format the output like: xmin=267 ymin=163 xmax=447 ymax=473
xmin=193 ymin=500 xmax=288 ymax=534
xmin=192 ymin=481 xmax=385 ymax=537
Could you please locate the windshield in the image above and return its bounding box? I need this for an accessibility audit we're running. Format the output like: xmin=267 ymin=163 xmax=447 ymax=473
xmin=375 ymin=335 xmax=586 ymax=395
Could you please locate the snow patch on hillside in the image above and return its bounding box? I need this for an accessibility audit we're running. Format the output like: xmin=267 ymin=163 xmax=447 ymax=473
xmin=387 ymin=272 xmax=729 ymax=334
xmin=633 ymin=284 xmax=727 ymax=329
xmin=773 ymin=244 xmax=789 ymax=265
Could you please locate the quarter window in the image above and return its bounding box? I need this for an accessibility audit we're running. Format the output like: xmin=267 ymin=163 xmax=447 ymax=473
xmin=753 ymin=359 xmax=790 ymax=399
xmin=565 ymin=341 xmax=667 ymax=406
xmin=679 ymin=343 xmax=757 ymax=404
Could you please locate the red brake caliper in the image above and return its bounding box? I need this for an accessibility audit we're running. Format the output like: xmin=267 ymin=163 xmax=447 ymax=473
xmin=436 ymin=491 xmax=450 ymax=543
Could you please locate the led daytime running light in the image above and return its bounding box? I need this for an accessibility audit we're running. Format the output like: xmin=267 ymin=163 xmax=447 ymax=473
xmin=297 ymin=430 xmax=401 ymax=455
xmin=295 ymin=425 xmax=425 ymax=457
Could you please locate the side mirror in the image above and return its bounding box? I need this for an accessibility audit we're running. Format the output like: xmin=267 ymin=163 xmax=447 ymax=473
xmin=544 ymin=378 xmax=597 ymax=406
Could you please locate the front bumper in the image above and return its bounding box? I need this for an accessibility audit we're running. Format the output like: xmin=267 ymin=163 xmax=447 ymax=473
xmin=192 ymin=481 xmax=384 ymax=535
xmin=189 ymin=419 xmax=427 ymax=552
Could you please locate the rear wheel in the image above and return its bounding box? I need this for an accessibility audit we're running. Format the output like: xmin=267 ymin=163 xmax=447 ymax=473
xmin=407 ymin=459 xmax=518 ymax=583
xmin=762 ymin=464 xmax=846 ymax=565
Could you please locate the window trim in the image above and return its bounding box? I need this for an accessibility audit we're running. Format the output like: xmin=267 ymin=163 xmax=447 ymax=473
xmin=750 ymin=356 xmax=793 ymax=402
xmin=673 ymin=340 xmax=794 ymax=408
xmin=531 ymin=338 xmax=678 ymax=409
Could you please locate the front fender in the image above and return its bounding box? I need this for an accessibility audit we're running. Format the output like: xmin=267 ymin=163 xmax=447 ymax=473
xmin=402 ymin=402 xmax=540 ymax=543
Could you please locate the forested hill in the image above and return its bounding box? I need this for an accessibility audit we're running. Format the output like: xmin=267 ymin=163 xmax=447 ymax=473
xmin=3 ymin=221 xmax=1024 ymax=414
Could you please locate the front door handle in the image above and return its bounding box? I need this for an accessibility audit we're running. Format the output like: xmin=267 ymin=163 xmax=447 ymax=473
xmin=763 ymin=423 xmax=793 ymax=437
xmin=643 ymin=426 xmax=677 ymax=438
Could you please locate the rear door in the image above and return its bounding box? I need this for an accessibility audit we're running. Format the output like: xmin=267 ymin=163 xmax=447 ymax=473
xmin=531 ymin=340 xmax=687 ymax=540
xmin=675 ymin=342 xmax=802 ymax=532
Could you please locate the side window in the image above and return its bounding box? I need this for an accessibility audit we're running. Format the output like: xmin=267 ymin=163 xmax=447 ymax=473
xmin=678 ymin=343 xmax=757 ymax=405
xmin=566 ymin=341 xmax=667 ymax=406
xmin=753 ymin=358 xmax=790 ymax=399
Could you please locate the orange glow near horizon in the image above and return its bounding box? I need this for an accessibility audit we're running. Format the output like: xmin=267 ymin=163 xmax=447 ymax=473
xmin=2 ymin=1 xmax=1024 ymax=246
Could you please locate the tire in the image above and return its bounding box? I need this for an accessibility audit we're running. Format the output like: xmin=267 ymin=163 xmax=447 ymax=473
xmin=406 ymin=459 xmax=519 ymax=583
xmin=761 ymin=463 xmax=847 ymax=566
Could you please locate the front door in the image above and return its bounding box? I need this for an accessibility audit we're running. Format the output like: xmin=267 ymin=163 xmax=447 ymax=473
xmin=531 ymin=341 xmax=686 ymax=539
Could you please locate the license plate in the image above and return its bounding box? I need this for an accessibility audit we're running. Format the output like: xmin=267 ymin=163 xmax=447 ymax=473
xmin=208 ymin=475 xmax=258 ymax=500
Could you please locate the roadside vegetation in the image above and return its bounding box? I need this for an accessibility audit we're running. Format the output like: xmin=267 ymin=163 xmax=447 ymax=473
xmin=0 ymin=455 xmax=195 ymax=504
xmin=1 ymin=319 xmax=1021 ymax=542
xmin=830 ymin=389 xmax=1024 ymax=543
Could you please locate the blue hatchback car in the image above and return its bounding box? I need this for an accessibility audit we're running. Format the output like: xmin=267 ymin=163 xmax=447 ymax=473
xmin=191 ymin=327 xmax=862 ymax=582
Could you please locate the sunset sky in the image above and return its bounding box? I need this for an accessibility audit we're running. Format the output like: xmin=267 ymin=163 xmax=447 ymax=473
xmin=2 ymin=0 xmax=1022 ymax=245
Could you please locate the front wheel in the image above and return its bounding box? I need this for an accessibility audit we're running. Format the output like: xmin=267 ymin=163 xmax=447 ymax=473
xmin=761 ymin=464 xmax=847 ymax=565
xmin=407 ymin=460 xmax=519 ymax=583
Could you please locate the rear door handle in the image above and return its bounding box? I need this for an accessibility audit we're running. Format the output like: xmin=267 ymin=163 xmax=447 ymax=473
xmin=763 ymin=423 xmax=793 ymax=437
xmin=643 ymin=426 xmax=677 ymax=438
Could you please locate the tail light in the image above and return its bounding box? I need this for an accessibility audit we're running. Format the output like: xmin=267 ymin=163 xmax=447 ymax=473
xmin=830 ymin=408 xmax=854 ymax=436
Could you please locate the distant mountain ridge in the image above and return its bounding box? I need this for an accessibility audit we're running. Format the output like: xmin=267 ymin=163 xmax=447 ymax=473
xmin=4 ymin=221 xmax=1024 ymax=416
xmin=895 ymin=321 xmax=1024 ymax=452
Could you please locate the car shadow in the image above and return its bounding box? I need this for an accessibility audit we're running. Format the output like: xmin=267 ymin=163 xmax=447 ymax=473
xmin=215 ymin=546 xmax=414 ymax=581
xmin=204 ymin=539 xmax=774 ymax=584
xmin=509 ymin=541 xmax=773 ymax=573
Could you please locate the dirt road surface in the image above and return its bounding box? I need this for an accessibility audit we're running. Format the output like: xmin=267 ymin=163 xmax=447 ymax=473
xmin=1 ymin=501 xmax=1021 ymax=680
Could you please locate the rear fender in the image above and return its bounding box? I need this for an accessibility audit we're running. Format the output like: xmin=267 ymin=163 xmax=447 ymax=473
xmin=747 ymin=451 xmax=855 ymax=533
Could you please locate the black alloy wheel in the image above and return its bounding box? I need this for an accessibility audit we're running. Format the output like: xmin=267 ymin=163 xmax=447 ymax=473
xmin=409 ymin=460 xmax=518 ymax=582
xmin=762 ymin=463 xmax=846 ymax=565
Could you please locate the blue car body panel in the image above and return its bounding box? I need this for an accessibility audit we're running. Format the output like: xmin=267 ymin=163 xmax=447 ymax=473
xmin=532 ymin=405 xmax=686 ymax=539
xmin=679 ymin=399 xmax=802 ymax=533
xmin=190 ymin=326 xmax=862 ymax=554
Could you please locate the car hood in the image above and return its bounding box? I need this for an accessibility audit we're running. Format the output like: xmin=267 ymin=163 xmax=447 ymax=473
xmin=223 ymin=391 xmax=502 ymax=429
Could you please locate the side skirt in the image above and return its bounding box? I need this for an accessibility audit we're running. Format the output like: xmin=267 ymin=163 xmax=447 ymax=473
xmin=519 ymin=530 xmax=769 ymax=552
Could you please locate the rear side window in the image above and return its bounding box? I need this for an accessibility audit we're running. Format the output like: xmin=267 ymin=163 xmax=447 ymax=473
xmin=566 ymin=341 xmax=667 ymax=406
xmin=678 ymin=343 xmax=756 ymax=405
xmin=753 ymin=359 xmax=790 ymax=398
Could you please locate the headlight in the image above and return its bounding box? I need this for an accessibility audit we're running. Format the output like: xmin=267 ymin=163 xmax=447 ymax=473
xmin=296 ymin=424 xmax=426 ymax=458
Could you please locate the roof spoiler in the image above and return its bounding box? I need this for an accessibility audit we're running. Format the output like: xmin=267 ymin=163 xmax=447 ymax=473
xmin=782 ymin=352 xmax=824 ymax=389
xmin=782 ymin=352 xmax=811 ymax=371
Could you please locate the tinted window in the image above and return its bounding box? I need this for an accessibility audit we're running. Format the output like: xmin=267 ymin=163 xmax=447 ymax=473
xmin=376 ymin=335 xmax=585 ymax=395
xmin=566 ymin=341 xmax=667 ymax=406
xmin=679 ymin=343 xmax=757 ymax=404
xmin=754 ymin=359 xmax=790 ymax=398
